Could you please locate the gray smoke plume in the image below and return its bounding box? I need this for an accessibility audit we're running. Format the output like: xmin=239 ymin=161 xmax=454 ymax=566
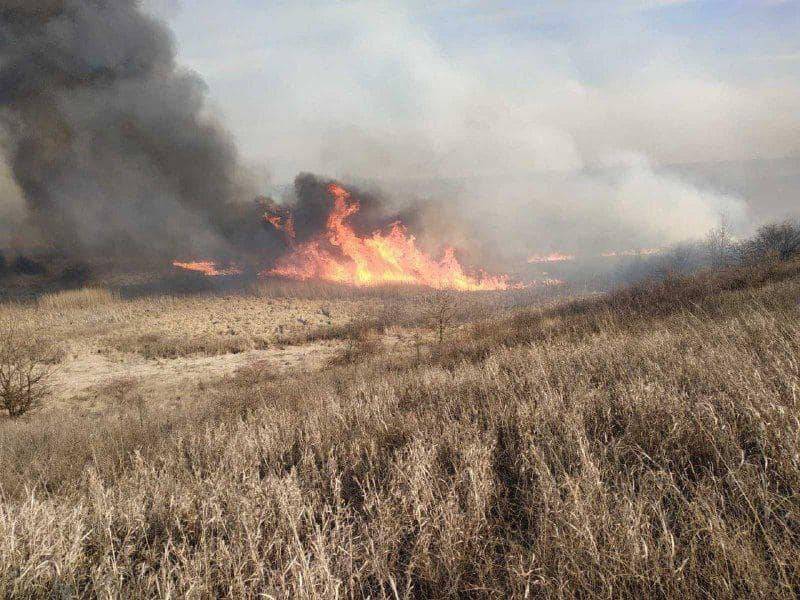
xmin=0 ymin=0 xmax=264 ymax=259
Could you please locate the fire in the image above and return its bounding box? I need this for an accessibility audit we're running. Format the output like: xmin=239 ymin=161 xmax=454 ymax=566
xmin=525 ymin=248 xmax=665 ymax=263
xmin=601 ymin=248 xmax=663 ymax=258
xmin=264 ymin=212 xmax=295 ymax=240
xmin=172 ymin=260 xmax=242 ymax=277
xmin=264 ymin=183 xmax=515 ymax=291
xmin=538 ymin=278 xmax=567 ymax=286
xmin=172 ymin=183 xmax=524 ymax=291
xmin=527 ymin=252 xmax=575 ymax=264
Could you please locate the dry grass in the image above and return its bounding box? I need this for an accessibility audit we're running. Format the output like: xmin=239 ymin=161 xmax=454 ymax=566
xmin=328 ymin=329 xmax=383 ymax=366
xmin=36 ymin=288 xmax=120 ymax=311
xmin=105 ymin=331 xmax=273 ymax=359
xmin=1 ymin=260 xmax=799 ymax=597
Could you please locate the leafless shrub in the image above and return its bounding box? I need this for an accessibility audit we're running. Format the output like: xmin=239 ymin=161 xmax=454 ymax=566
xmin=619 ymin=220 xmax=800 ymax=286
xmin=98 ymin=376 xmax=149 ymax=425
xmin=742 ymin=220 xmax=800 ymax=262
xmin=427 ymin=290 xmax=457 ymax=344
xmin=329 ymin=329 xmax=381 ymax=365
xmin=705 ymin=221 xmax=738 ymax=267
xmin=0 ymin=331 xmax=56 ymax=418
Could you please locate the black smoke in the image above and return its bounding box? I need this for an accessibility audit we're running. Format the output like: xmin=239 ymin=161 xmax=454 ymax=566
xmin=286 ymin=172 xmax=398 ymax=243
xmin=0 ymin=1 xmax=479 ymax=277
xmin=0 ymin=0 xmax=269 ymax=259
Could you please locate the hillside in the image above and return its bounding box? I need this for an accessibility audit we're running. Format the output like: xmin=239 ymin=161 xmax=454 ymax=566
xmin=1 ymin=259 xmax=800 ymax=598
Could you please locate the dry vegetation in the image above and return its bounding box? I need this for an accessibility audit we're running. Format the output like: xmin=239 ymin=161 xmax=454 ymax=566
xmin=1 ymin=259 xmax=799 ymax=597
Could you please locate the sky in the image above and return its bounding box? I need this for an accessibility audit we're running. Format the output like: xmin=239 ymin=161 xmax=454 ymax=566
xmin=3 ymin=0 xmax=800 ymax=255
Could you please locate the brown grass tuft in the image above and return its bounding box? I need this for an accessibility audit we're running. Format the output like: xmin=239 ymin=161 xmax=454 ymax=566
xmin=37 ymin=287 xmax=119 ymax=311
xmin=105 ymin=331 xmax=272 ymax=359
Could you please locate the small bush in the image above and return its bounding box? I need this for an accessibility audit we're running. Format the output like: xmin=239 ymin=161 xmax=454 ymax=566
xmin=59 ymin=263 xmax=92 ymax=287
xmin=329 ymin=329 xmax=381 ymax=365
xmin=427 ymin=291 xmax=457 ymax=344
xmin=0 ymin=331 xmax=55 ymax=418
xmin=12 ymin=255 xmax=46 ymax=276
xmin=98 ymin=377 xmax=147 ymax=425
xmin=742 ymin=220 xmax=800 ymax=262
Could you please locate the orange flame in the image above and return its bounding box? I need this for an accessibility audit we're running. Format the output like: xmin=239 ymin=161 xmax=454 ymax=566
xmin=172 ymin=260 xmax=242 ymax=277
xmin=527 ymin=252 xmax=576 ymax=264
xmin=525 ymin=248 xmax=665 ymax=263
xmin=264 ymin=212 xmax=296 ymax=240
xmin=264 ymin=183 xmax=515 ymax=291
xmin=601 ymin=248 xmax=663 ymax=258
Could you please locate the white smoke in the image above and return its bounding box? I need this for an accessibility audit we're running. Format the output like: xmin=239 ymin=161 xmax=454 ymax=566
xmin=151 ymin=0 xmax=797 ymax=260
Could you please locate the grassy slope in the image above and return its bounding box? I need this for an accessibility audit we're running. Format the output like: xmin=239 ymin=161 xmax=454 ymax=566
xmin=2 ymin=260 xmax=800 ymax=598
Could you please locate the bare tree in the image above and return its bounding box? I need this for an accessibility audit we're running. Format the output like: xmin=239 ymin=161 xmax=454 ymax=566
xmin=706 ymin=219 xmax=736 ymax=267
xmin=428 ymin=291 xmax=457 ymax=345
xmin=0 ymin=331 xmax=55 ymax=418
xmin=742 ymin=220 xmax=800 ymax=262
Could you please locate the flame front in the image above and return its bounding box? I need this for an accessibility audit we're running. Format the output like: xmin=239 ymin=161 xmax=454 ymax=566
xmin=527 ymin=252 xmax=576 ymax=264
xmin=601 ymin=248 xmax=663 ymax=258
xmin=172 ymin=260 xmax=242 ymax=276
xmin=264 ymin=212 xmax=295 ymax=240
xmin=264 ymin=184 xmax=514 ymax=291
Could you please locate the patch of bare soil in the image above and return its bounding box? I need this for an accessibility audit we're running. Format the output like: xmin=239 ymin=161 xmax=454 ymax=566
xmin=49 ymin=340 xmax=342 ymax=412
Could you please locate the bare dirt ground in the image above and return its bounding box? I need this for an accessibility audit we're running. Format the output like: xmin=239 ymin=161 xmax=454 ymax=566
xmin=0 ymin=289 xmax=370 ymax=414
xmin=50 ymin=341 xmax=342 ymax=413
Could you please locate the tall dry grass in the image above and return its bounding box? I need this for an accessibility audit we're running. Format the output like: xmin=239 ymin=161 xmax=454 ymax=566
xmin=1 ymin=260 xmax=800 ymax=598
xmin=36 ymin=288 xmax=120 ymax=311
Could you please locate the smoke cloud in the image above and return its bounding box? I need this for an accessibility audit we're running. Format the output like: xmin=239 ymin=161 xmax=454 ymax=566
xmin=156 ymin=1 xmax=798 ymax=261
xmin=0 ymin=0 xmax=264 ymax=259
xmin=0 ymin=157 xmax=26 ymax=244
xmin=2 ymin=0 xmax=797 ymax=273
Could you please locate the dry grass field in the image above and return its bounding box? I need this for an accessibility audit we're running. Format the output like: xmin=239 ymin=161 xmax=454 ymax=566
xmin=0 ymin=280 xmax=557 ymax=414
xmin=1 ymin=260 xmax=800 ymax=598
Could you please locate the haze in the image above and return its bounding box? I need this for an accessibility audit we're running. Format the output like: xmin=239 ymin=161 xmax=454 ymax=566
xmin=3 ymin=0 xmax=799 ymax=258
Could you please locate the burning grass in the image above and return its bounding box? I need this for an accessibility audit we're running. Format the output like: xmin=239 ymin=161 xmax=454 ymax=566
xmin=262 ymin=182 xmax=519 ymax=291
xmin=1 ymin=259 xmax=799 ymax=597
xmin=176 ymin=181 xmax=523 ymax=292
